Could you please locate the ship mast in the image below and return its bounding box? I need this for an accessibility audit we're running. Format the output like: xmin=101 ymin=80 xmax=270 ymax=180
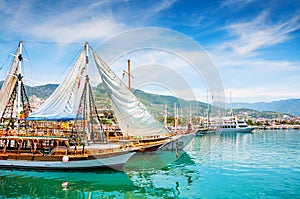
xmin=16 ymin=41 xmax=23 ymax=134
xmin=174 ymin=102 xmax=178 ymax=132
xmin=0 ymin=41 xmax=31 ymax=132
xmin=127 ymin=59 xmax=131 ymax=90
xmin=77 ymin=42 xmax=104 ymax=143
xmin=84 ymin=42 xmax=92 ymax=141
xmin=164 ymin=104 xmax=167 ymax=128
xmin=122 ymin=59 xmax=133 ymax=90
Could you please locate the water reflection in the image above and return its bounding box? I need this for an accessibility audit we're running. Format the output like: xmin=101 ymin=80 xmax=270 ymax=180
xmin=1 ymin=131 xmax=298 ymax=198
xmin=126 ymin=152 xmax=195 ymax=199
xmin=0 ymin=169 xmax=135 ymax=198
xmin=0 ymin=151 xmax=195 ymax=198
xmin=124 ymin=150 xmax=194 ymax=171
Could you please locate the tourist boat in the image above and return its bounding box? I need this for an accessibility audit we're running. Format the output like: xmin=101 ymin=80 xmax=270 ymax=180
xmin=213 ymin=93 xmax=256 ymax=134
xmin=0 ymin=41 xmax=135 ymax=170
xmin=215 ymin=117 xmax=256 ymax=133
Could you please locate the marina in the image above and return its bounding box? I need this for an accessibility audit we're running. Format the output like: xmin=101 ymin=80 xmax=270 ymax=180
xmin=0 ymin=1 xmax=299 ymax=198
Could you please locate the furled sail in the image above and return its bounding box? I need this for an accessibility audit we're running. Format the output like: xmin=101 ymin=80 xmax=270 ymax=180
xmin=0 ymin=43 xmax=20 ymax=118
xmin=27 ymin=47 xmax=87 ymax=121
xmin=90 ymin=47 xmax=168 ymax=137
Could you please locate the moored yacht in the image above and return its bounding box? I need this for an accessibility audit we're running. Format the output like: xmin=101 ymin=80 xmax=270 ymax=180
xmin=216 ymin=117 xmax=256 ymax=133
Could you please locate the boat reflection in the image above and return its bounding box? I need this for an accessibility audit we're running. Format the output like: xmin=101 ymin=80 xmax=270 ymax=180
xmin=124 ymin=149 xmax=194 ymax=171
xmin=125 ymin=152 xmax=195 ymax=198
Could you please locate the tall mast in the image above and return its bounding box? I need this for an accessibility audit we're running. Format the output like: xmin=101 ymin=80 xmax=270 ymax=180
xmin=17 ymin=41 xmax=23 ymax=134
xmin=206 ymin=90 xmax=210 ymax=128
xmin=76 ymin=43 xmax=104 ymax=142
xmin=174 ymin=102 xmax=177 ymax=132
xmin=128 ymin=59 xmax=131 ymax=90
xmin=230 ymin=91 xmax=233 ymax=118
xmin=122 ymin=59 xmax=132 ymax=90
xmin=189 ymin=103 xmax=192 ymax=124
xmin=84 ymin=42 xmax=91 ymax=140
xmin=164 ymin=104 xmax=167 ymax=128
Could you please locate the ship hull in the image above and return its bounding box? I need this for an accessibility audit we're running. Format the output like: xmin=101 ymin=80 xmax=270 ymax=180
xmin=0 ymin=151 xmax=135 ymax=170
xmin=158 ymin=132 xmax=196 ymax=152
xmin=216 ymin=126 xmax=256 ymax=134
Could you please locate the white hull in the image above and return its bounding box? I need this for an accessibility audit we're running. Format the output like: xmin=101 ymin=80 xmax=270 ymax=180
xmin=0 ymin=151 xmax=135 ymax=170
xmin=216 ymin=126 xmax=256 ymax=134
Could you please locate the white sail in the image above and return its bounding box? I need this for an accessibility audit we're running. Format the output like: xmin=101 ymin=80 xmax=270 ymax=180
xmin=0 ymin=43 xmax=20 ymax=118
xmin=27 ymin=47 xmax=87 ymax=121
xmin=90 ymin=47 xmax=168 ymax=137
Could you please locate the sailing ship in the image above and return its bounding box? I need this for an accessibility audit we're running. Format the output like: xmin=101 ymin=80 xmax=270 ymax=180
xmin=90 ymin=49 xmax=195 ymax=153
xmin=0 ymin=41 xmax=135 ymax=170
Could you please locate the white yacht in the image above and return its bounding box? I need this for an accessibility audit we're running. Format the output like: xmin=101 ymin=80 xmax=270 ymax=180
xmin=216 ymin=117 xmax=256 ymax=133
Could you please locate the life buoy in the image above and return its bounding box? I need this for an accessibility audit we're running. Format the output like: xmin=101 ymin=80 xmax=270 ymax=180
xmin=2 ymin=139 xmax=7 ymax=145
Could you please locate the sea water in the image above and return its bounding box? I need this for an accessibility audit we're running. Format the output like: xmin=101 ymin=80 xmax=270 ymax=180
xmin=0 ymin=129 xmax=299 ymax=198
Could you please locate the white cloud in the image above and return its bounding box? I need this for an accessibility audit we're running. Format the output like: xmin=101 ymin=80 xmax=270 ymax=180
xmin=220 ymin=0 xmax=258 ymax=9
xmin=151 ymin=0 xmax=177 ymax=13
xmin=29 ymin=17 xmax=125 ymax=42
xmin=207 ymin=34 xmax=300 ymax=103
xmin=1 ymin=0 xmax=298 ymax=104
xmin=221 ymin=11 xmax=300 ymax=55
xmin=0 ymin=0 xmax=179 ymax=42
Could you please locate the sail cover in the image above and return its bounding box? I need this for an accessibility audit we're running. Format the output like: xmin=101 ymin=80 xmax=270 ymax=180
xmin=27 ymin=48 xmax=86 ymax=121
xmin=0 ymin=45 xmax=19 ymax=117
xmin=90 ymin=47 xmax=168 ymax=137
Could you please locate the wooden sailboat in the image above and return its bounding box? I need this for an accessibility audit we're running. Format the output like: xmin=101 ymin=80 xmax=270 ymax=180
xmin=90 ymin=49 xmax=195 ymax=153
xmin=0 ymin=41 xmax=135 ymax=170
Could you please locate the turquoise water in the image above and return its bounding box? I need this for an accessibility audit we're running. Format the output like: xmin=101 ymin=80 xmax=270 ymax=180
xmin=0 ymin=130 xmax=299 ymax=198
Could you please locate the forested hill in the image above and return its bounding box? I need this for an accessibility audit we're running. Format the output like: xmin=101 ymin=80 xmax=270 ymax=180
xmin=0 ymin=82 xmax=298 ymax=117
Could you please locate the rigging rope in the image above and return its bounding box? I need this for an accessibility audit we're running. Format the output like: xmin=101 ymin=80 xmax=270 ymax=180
xmin=22 ymin=40 xmax=83 ymax=45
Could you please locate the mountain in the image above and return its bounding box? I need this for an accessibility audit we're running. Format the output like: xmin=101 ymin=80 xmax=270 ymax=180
xmin=1 ymin=82 xmax=297 ymax=118
xmin=132 ymin=89 xmax=207 ymax=117
xmin=232 ymin=99 xmax=300 ymax=116
xmin=26 ymin=84 xmax=58 ymax=99
xmin=0 ymin=81 xmax=58 ymax=99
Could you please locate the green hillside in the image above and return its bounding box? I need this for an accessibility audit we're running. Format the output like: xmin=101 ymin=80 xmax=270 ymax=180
xmin=0 ymin=82 xmax=292 ymax=119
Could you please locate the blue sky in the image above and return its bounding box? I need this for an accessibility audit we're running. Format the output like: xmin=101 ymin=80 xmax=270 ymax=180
xmin=0 ymin=0 xmax=299 ymax=103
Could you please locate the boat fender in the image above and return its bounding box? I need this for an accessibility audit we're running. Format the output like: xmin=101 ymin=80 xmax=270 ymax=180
xmin=62 ymin=155 xmax=69 ymax=163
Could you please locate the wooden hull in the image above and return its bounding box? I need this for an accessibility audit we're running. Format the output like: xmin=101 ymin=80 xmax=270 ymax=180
xmin=158 ymin=132 xmax=196 ymax=152
xmin=128 ymin=133 xmax=195 ymax=153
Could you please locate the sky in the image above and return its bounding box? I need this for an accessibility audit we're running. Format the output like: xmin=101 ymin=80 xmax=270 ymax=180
xmin=0 ymin=0 xmax=299 ymax=103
